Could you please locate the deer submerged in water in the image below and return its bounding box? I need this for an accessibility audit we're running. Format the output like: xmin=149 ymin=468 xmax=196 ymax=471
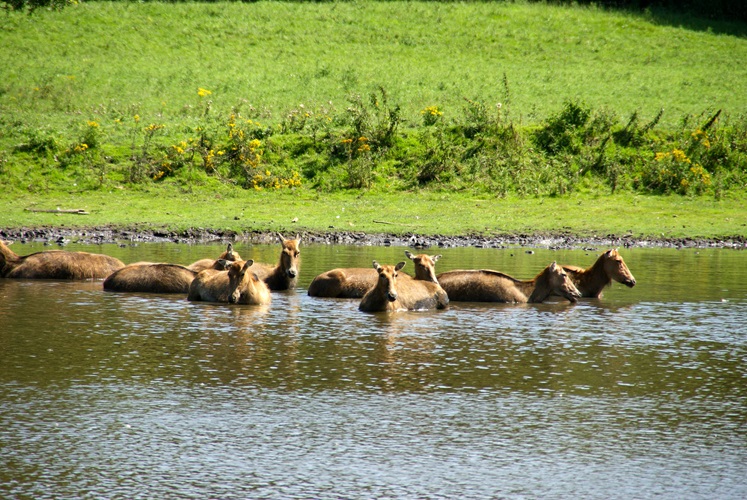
xmin=358 ymin=260 xmax=449 ymax=312
xmin=437 ymin=261 xmax=581 ymax=303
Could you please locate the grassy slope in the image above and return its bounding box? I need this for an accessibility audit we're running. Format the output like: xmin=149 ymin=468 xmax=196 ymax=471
xmin=1 ymin=2 xmax=746 ymax=240
xmin=1 ymin=1 xmax=745 ymax=130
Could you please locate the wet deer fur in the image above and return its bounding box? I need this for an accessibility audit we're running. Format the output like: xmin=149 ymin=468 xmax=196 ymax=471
xmin=437 ymin=262 xmax=581 ymax=303
xmin=187 ymin=243 xmax=242 ymax=273
xmin=561 ymin=249 xmax=636 ymax=298
xmin=0 ymin=240 xmax=124 ymax=280
xmin=188 ymin=259 xmax=271 ymax=305
xmin=102 ymin=260 xmax=228 ymax=294
xmin=359 ymin=260 xmax=449 ymax=312
xmin=308 ymin=251 xmax=442 ymax=298
xmin=251 ymin=234 xmax=301 ymax=291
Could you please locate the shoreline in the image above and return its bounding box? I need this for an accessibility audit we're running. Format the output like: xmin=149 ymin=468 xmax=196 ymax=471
xmin=2 ymin=225 xmax=746 ymax=250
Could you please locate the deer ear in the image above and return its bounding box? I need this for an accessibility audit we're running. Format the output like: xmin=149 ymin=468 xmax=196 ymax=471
xmin=405 ymin=250 xmax=414 ymax=260
xmin=242 ymin=259 xmax=254 ymax=271
xmin=277 ymin=233 xmax=285 ymax=243
xmin=395 ymin=261 xmax=406 ymax=271
xmin=226 ymin=243 xmax=233 ymax=252
xmin=216 ymin=259 xmax=231 ymax=270
xmin=372 ymin=260 xmax=381 ymax=271
xmin=549 ymin=261 xmax=558 ymax=270
xmin=433 ymin=254 xmax=442 ymax=262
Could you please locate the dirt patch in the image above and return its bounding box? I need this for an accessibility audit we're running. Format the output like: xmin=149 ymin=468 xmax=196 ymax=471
xmin=2 ymin=225 xmax=745 ymax=250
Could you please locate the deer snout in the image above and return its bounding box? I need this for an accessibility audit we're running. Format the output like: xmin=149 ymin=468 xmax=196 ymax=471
xmin=625 ymin=278 xmax=636 ymax=287
xmin=287 ymin=268 xmax=297 ymax=278
xmin=387 ymin=292 xmax=397 ymax=302
xmin=564 ymin=286 xmax=581 ymax=303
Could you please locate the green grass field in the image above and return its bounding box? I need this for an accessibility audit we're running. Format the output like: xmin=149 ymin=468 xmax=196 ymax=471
xmin=2 ymin=185 xmax=746 ymax=242
xmin=2 ymin=1 xmax=744 ymax=129
xmin=1 ymin=1 xmax=746 ymax=240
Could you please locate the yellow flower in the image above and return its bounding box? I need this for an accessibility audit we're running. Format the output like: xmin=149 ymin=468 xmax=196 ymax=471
xmin=87 ymin=121 xmax=99 ymax=128
xmin=197 ymin=88 xmax=212 ymax=97
xmin=672 ymin=149 xmax=689 ymax=163
xmin=421 ymin=105 xmax=443 ymax=117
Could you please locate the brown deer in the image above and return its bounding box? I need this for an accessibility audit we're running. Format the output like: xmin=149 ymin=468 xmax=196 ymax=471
xmin=1 ymin=240 xmax=124 ymax=280
xmin=251 ymin=234 xmax=301 ymax=291
xmin=359 ymin=260 xmax=449 ymax=312
xmin=437 ymin=262 xmax=581 ymax=303
xmin=187 ymin=243 xmax=242 ymax=272
xmin=561 ymin=249 xmax=636 ymax=298
xmin=188 ymin=260 xmax=271 ymax=305
xmin=103 ymin=260 xmax=230 ymax=294
xmin=308 ymin=251 xmax=442 ymax=298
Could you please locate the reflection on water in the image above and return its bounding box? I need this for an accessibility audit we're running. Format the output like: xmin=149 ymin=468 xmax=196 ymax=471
xmin=1 ymin=242 xmax=746 ymax=498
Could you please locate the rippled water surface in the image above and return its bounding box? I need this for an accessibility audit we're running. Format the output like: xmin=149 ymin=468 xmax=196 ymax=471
xmin=2 ymin=242 xmax=746 ymax=499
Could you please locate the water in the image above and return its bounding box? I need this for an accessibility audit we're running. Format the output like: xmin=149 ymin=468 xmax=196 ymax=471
xmin=1 ymin=242 xmax=746 ymax=499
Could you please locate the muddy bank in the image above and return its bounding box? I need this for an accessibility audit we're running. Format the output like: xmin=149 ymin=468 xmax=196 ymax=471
xmin=1 ymin=225 xmax=745 ymax=250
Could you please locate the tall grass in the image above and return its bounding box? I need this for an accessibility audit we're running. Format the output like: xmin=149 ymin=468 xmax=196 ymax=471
xmin=1 ymin=1 xmax=746 ymax=196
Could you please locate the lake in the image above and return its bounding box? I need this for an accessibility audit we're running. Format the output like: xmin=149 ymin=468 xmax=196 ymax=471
xmin=1 ymin=241 xmax=746 ymax=499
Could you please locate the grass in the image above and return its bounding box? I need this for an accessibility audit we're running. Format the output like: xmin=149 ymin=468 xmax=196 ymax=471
xmin=2 ymin=185 xmax=746 ymax=241
xmin=1 ymin=2 xmax=747 ymax=240
xmin=2 ymin=2 xmax=745 ymax=130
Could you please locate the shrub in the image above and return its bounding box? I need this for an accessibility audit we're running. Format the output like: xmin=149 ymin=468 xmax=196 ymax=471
xmin=533 ymin=100 xmax=591 ymax=155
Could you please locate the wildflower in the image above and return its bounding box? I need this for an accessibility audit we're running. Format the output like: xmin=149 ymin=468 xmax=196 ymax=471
xmin=672 ymin=149 xmax=689 ymax=163
xmin=134 ymin=114 xmax=140 ymax=123
xmin=421 ymin=106 xmax=443 ymax=117
xmin=87 ymin=121 xmax=99 ymax=128
xmin=198 ymin=88 xmax=212 ymax=97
